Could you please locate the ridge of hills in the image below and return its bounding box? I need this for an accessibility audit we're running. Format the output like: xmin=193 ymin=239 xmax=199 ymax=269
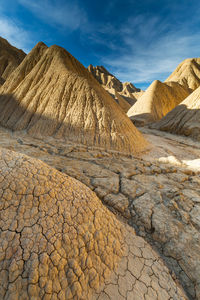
xmin=0 ymin=40 xmax=148 ymax=155
xmin=88 ymin=64 xmax=144 ymax=112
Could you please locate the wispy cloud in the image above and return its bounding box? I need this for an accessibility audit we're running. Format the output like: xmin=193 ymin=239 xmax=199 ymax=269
xmin=1 ymin=0 xmax=200 ymax=90
xmin=0 ymin=15 xmax=31 ymax=52
xmin=98 ymin=13 xmax=200 ymax=89
xmin=19 ymin=0 xmax=87 ymax=31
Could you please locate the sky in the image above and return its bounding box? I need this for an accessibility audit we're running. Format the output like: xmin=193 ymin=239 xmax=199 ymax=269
xmin=1 ymin=0 xmax=200 ymax=89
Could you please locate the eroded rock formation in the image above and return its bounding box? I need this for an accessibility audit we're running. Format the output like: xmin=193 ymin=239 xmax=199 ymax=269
xmin=0 ymin=42 xmax=148 ymax=155
xmin=165 ymin=57 xmax=200 ymax=90
xmin=127 ymin=80 xmax=190 ymax=126
xmin=0 ymin=36 xmax=26 ymax=85
xmin=152 ymin=85 xmax=200 ymax=140
xmin=127 ymin=56 xmax=200 ymax=126
xmin=88 ymin=65 xmax=143 ymax=112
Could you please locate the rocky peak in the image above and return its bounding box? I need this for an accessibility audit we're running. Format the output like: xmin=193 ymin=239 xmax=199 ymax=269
xmin=87 ymin=64 xmax=143 ymax=111
xmin=165 ymin=57 xmax=200 ymax=90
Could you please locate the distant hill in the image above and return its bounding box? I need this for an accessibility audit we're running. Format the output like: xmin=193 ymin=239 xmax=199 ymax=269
xmin=88 ymin=64 xmax=144 ymax=112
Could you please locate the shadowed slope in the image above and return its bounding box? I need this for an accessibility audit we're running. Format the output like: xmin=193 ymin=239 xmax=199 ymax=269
xmin=165 ymin=57 xmax=200 ymax=90
xmin=0 ymin=43 xmax=148 ymax=155
xmin=0 ymin=148 xmax=188 ymax=299
xmin=152 ymin=85 xmax=200 ymax=140
xmin=127 ymin=80 xmax=190 ymax=126
xmin=0 ymin=41 xmax=48 ymax=92
xmin=0 ymin=37 xmax=26 ymax=85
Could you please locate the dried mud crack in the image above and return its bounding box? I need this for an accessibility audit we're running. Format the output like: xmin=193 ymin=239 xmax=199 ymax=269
xmin=0 ymin=127 xmax=199 ymax=299
xmin=0 ymin=147 xmax=189 ymax=300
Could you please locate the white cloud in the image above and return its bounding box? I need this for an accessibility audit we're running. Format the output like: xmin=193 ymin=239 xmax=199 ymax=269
xmin=99 ymin=14 xmax=200 ymax=89
xmin=0 ymin=16 xmax=31 ymax=52
xmin=1 ymin=0 xmax=199 ymax=90
xmin=19 ymin=0 xmax=87 ymax=31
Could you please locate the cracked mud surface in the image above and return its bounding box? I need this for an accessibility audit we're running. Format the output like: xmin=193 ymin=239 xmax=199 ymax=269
xmin=0 ymin=148 xmax=188 ymax=299
xmin=0 ymin=127 xmax=199 ymax=299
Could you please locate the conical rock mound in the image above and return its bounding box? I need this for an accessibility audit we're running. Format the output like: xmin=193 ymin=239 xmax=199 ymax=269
xmin=165 ymin=57 xmax=200 ymax=90
xmin=88 ymin=64 xmax=141 ymax=111
xmin=0 ymin=148 xmax=188 ymax=299
xmin=127 ymin=80 xmax=190 ymax=126
xmin=0 ymin=43 xmax=148 ymax=154
xmin=152 ymin=85 xmax=200 ymax=140
xmin=0 ymin=36 xmax=26 ymax=85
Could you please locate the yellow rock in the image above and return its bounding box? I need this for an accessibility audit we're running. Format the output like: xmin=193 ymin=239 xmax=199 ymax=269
xmin=127 ymin=80 xmax=190 ymax=125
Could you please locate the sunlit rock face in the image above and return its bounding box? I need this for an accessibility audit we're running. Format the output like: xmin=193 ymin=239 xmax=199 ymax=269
xmin=128 ymin=56 xmax=200 ymax=127
xmin=0 ymin=36 xmax=26 ymax=85
xmin=165 ymin=57 xmax=200 ymax=90
xmin=152 ymin=85 xmax=200 ymax=140
xmin=88 ymin=64 xmax=144 ymax=112
xmin=127 ymin=80 xmax=190 ymax=126
xmin=0 ymin=148 xmax=189 ymax=299
xmin=0 ymin=42 xmax=148 ymax=155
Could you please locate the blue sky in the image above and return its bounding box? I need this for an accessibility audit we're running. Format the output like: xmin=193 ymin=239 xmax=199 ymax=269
xmin=0 ymin=0 xmax=200 ymax=89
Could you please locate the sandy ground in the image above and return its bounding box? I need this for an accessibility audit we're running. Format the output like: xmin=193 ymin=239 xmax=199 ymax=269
xmin=140 ymin=127 xmax=200 ymax=171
